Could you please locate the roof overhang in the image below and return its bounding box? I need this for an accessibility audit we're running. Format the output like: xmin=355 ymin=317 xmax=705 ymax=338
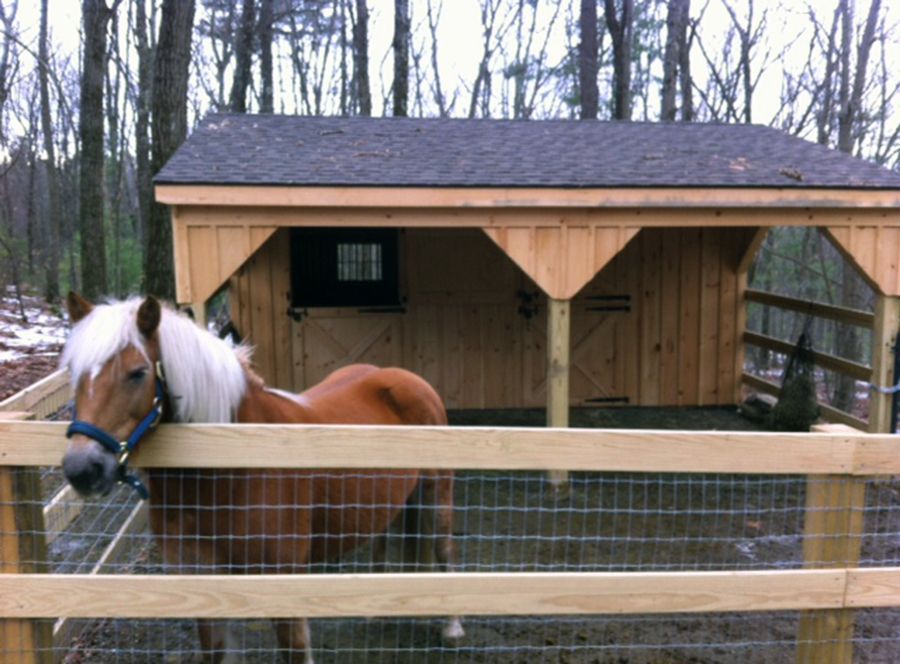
xmin=155 ymin=184 xmax=900 ymax=210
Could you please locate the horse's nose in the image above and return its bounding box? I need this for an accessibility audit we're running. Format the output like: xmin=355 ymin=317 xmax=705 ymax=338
xmin=63 ymin=441 xmax=117 ymax=496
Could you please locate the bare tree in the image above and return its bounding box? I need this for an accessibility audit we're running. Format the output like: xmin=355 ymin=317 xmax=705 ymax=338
xmin=79 ymin=0 xmax=119 ymax=298
xmin=38 ymin=0 xmax=61 ymax=301
xmin=0 ymin=0 xmax=18 ymax=135
xmin=392 ymin=0 xmax=409 ymax=116
xmin=603 ymin=0 xmax=633 ymax=120
xmin=198 ymin=0 xmax=237 ymax=111
xmin=468 ymin=0 xmax=509 ymax=118
xmin=258 ymin=0 xmax=274 ymax=112
xmin=353 ymin=0 xmax=371 ymax=115
xmin=146 ymin=0 xmax=195 ymax=299
xmin=229 ymin=0 xmax=255 ymax=112
xmin=578 ymin=0 xmax=598 ymax=119
xmin=837 ymin=0 xmax=881 ymax=154
xmin=134 ymin=0 xmax=153 ymax=251
xmin=661 ymin=0 xmax=691 ymax=121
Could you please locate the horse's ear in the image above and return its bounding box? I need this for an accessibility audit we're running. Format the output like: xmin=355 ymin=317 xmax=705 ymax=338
xmin=137 ymin=296 xmax=161 ymax=338
xmin=66 ymin=291 xmax=93 ymax=323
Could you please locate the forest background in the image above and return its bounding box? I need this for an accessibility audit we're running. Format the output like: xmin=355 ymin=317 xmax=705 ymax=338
xmin=0 ymin=0 xmax=898 ymax=415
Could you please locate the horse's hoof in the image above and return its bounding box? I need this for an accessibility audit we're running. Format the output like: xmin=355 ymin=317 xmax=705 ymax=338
xmin=442 ymin=617 xmax=465 ymax=642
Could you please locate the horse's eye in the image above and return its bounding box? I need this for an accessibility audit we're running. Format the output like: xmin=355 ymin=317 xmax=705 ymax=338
xmin=127 ymin=368 xmax=148 ymax=383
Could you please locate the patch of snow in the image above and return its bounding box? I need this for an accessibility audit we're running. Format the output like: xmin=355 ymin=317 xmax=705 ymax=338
xmin=0 ymin=291 xmax=68 ymax=364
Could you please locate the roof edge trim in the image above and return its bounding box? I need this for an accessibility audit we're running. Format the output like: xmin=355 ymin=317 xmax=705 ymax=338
xmin=156 ymin=184 xmax=900 ymax=209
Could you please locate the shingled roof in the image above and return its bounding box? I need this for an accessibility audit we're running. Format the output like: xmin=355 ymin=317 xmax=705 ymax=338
xmin=156 ymin=114 xmax=900 ymax=190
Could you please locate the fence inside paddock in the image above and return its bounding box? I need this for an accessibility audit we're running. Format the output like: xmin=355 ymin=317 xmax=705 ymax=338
xmin=743 ymin=288 xmax=879 ymax=431
xmin=2 ymin=414 xmax=900 ymax=662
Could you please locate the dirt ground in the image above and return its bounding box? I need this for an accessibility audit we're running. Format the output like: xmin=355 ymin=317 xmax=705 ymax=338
xmin=22 ymin=406 xmax=896 ymax=664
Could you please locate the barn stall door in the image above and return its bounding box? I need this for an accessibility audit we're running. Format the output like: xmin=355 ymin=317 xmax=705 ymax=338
xmin=291 ymin=310 xmax=403 ymax=391
xmin=522 ymin=276 xmax=631 ymax=409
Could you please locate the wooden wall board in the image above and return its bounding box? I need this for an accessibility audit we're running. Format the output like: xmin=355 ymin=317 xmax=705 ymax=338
xmin=176 ymin=220 xmax=276 ymax=306
xmin=232 ymin=227 xmax=750 ymax=409
xmin=482 ymin=225 xmax=639 ymax=299
xmin=659 ymin=228 xmax=681 ymax=405
xmin=639 ymin=231 xmax=662 ymax=405
xmin=677 ymin=229 xmax=702 ymax=406
xmin=824 ymin=225 xmax=900 ymax=296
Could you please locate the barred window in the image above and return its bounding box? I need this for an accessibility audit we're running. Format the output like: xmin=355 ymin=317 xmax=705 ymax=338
xmin=290 ymin=228 xmax=400 ymax=308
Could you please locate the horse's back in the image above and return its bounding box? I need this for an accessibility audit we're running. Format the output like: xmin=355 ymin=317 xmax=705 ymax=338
xmin=301 ymin=364 xmax=447 ymax=426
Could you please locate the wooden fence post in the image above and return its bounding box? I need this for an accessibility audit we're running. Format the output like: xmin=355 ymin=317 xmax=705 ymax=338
xmin=0 ymin=412 xmax=52 ymax=664
xmin=547 ymin=297 xmax=570 ymax=488
xmin=868 ymin=294 xmax=900 ymax=434
xmin=796 ymin=424 xmax=866 ymax=664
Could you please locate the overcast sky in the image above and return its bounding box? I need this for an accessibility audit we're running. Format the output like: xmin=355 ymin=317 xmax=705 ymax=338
xmin=11 ymin=0 xmax=899 ymax=128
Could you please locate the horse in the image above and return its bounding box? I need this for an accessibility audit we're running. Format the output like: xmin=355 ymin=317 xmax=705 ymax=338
xmin=59 ymin=292 xmax=463 ymax=663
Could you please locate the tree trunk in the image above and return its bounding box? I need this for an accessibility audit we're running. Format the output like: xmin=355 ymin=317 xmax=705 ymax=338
xmin=38 ymin=0 xmax=61 ymax=301
xmin=134 ymin=0 xmax=153 ymax=247
xmin=838 ymin=0 xmax=881 ymax=154
xmin=661 ymin=0 xmax=690 ymax=121
xmin=258 ymin=0 xmax=274 ymax=113
xmin=229 ymin=0 xmax=255 ymax=113
xmin=425 ymin=0 xmax=447 ymax=116
xmin=79 ymin=0 xmax=114 ymax=299
xmin=353 ymin=0 xmax=372 ymax=116
xmin=578 ymin=0 xmax=598 ymax=119
xmin=816 ymin=7 xmax=841 ymax=145
xmin=603 ymin=0 xmax=633 ymax=120
xmin=392 ymin=0 xmax=409 ymax=116
xmin=145 ymin=0 xmax=195 ymax=300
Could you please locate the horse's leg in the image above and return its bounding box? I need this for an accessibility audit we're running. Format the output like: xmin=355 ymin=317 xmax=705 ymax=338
xmin=410 ymin=471 xmax=465 ymax=642
xmin=150 ymin=502 xmax=243 ymax=663
xmin=196 ymin=621 xmax=242 ymax=664
xmin=274 ymin=618 xmax=315 ymax=664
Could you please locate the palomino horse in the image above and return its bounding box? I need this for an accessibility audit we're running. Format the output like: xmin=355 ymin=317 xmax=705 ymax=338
xmin=60 ymin=292 xmax=463 ymax=663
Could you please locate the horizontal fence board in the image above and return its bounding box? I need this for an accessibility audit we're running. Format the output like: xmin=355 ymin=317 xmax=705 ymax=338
xmin=745 ymin=290 xmax=875 ymax=328
xmin=846 ymin=568 xmax=900 ymax=609
xmin=3 ymin=421 xmax=890 ymax=474
xmin=0 ymin=570 xmax=851 ymax=619
xmin=743 ymin=331 xmax=872 ymax=381
xmin=0 ymin=369 xmax=69 ymax=420
xmin=741 ymin=372 xmax=868 ymax=431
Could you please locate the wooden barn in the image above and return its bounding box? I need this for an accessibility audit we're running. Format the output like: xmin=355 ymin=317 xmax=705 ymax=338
xmin=154 ymin=115 xmax=900 ymax=433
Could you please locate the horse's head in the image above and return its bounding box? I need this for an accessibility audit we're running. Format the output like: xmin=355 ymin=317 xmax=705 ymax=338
xmin=61 ymin=292 xmax=164 ymax=497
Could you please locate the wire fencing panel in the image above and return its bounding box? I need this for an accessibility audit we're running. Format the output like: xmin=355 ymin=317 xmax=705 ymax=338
xmin=5 ymin=462 xmax=900 ymax=663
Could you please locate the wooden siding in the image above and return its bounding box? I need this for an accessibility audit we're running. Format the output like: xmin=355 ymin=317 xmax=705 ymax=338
xmin=231 ymin=227 xmax=754 ymax=408
xmin=824 ymin=226 xmax=900 ymax=296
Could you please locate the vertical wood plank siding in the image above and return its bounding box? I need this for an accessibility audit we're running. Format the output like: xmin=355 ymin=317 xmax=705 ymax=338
xmin=231 ymin=227 xmax=752 ymax=407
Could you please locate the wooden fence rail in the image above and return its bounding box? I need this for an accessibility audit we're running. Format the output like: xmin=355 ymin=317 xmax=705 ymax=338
xmin=1 ymin=420 xmax=898 ymax=474
xmin=742 ymin=289 xmax=879 ymax=431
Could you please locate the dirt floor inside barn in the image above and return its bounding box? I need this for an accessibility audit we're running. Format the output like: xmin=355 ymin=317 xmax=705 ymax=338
xmin=37 ymin=406 xmax=899 ymax=664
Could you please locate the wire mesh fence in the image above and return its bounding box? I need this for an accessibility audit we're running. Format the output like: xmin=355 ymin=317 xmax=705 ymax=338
xmin=4 ymin=461 xmax=900 ymax=662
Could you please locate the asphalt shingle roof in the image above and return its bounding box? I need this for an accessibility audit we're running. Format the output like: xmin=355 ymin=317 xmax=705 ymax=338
xmin=155 ymin=114 xmax=900 ymax=189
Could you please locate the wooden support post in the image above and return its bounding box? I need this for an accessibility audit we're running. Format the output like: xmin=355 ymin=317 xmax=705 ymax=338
xmin=796 ymin=424 xmax=866 ymax=664
xmin=868 ymin=295 xmax=900 ymax=434
xmin=0 ymin=411 xmax=52 ymax=664
xmin=547 ymin=298 xmax=571 ymax=487
xmin=193 ymin=300 xmax=208 ymax=330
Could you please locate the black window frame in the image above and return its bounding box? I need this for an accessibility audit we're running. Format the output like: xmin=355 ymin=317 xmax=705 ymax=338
xmin=289 ymin=228 xmax=401 ymax=308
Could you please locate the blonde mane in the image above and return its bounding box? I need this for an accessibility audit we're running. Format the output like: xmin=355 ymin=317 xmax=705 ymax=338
xmin=61 ymin=298 xmax=248 ymax=423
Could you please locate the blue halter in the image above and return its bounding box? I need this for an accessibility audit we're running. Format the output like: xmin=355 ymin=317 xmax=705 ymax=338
xmin=66 ymin=363 xmax=167 ymax=500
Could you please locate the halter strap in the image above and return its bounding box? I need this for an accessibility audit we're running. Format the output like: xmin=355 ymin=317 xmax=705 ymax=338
xmin=66 ymin=363 xmax=166 ymax=500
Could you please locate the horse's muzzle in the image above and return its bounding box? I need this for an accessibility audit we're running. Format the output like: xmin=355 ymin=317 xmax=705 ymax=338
xmin=62 ymin=438 xmax=119 ymax=496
